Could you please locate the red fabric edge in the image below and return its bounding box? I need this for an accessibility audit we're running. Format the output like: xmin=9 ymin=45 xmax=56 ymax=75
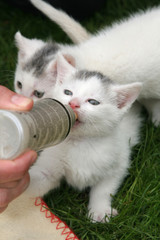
xmin=34 ymin=197 xmax=80 ymax=240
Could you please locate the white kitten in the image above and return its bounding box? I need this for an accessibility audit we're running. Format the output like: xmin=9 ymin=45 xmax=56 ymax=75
xmin=30 ymin=0 xmax=91 ymax=44
xmin=25 ymin=55 xmax=142 ymax=223
xmin=14 ymin=6 xmax=160 ymax=125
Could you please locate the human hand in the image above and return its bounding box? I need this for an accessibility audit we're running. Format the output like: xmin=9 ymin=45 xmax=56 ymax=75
xmin=0 ymin=86 xmax=37 ymax=213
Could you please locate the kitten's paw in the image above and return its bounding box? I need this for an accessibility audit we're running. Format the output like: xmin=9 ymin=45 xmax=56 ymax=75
xmin=152 ymin=112 xmax=160 ymax=127
xmin=88 ymin=206 xmax=118 ymax=223
xmin=140 ymin=99 xmax=160 ymax=126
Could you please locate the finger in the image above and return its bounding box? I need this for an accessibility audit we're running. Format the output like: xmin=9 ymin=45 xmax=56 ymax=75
xmin=0 ymin=189 xmax=11 ymax=209
xmin=0 ymin=180 xmax=20 ymax=189
xmin=10 ymin=172 xmax=30 ymax=200
xmin=0 ymin=150 xmax=37 ymax=183
xmin=0 ymin=85 xmax=33 ymax=111
xmin=0 ymin=172 xmax=30 ymax=209
xmin=0 ymin=206 xmax=8 ymax=213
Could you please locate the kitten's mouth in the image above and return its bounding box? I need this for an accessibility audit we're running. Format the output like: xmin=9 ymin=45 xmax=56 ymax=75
xmin=73 ymin=110 xmax=81 ymax=127
xmin=75 ymin=118 xmax=80 ymax=125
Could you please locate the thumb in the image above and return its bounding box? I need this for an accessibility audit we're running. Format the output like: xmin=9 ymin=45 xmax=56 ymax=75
xmin=0 ymin=86 xmax=33 ymax=111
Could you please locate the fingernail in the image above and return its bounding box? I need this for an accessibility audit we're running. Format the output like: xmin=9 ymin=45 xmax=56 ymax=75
xmin=30 ymin=151 xmax=37 ymax=164
xmin=11 ymin=94 xmax=32 ymax=107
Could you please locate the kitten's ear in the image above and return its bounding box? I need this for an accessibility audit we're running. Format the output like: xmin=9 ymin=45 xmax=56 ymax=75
xmin=112 ymin=82 xmax=142 ymax=109
xmin=63 ymin=54 xmax=76 ymax=67
xmin=55 ymin=54 xmax=76 ymax=83
xmin=15 ymin=31 xmax=45 ymax=62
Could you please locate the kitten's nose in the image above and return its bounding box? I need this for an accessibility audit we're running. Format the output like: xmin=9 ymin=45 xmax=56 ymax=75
xmin=69 ymin=98 xmax=80 ymax=109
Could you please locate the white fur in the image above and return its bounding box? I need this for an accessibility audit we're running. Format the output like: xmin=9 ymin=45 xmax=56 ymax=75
xmin=15 ymin=62 xmax=56 ymax=102
xmin=15 ymin=32 xmax=46 ymax=62
xmin=14 ymin=7 xmax=160 ymax=124
xmin=25 ymin=58 xmax=142 ymax=222
xmin=63 ymin=7 xmax=160 ymax=99
xmin=30 ymin=0 xmax=90 ymax=43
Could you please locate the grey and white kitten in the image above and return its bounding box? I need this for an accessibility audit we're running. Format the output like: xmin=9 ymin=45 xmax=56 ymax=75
xmin=14 ymin=4 xmax=160 ymax=126
xmin=24 ymin=54 xmax=142 ymax=223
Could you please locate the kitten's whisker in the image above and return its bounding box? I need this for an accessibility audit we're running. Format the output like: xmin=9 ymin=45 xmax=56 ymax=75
xmin=87 ymin=117 xmax=100 ymax=134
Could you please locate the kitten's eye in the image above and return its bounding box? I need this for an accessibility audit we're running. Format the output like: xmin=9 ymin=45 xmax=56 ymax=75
xmin=17 ymin=81 xmax=22 ymax=89
xmin=33 ymin=90 xmax=45 ymax=98
xmin=88 ymin=99 xmax=100 ymax=105
xmin=64 ymin=89 xmax=73 ymax=96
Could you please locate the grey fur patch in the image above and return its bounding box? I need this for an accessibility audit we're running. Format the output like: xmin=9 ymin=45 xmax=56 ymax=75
xmin=24 ymin=42 xmax=60 ymax=76
xmin=75 ymin=70 xmax=112 ymax=85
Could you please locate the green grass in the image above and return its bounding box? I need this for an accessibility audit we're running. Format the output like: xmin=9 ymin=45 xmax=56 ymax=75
xmin=0 ymin=0 xmax=160 ymax=239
